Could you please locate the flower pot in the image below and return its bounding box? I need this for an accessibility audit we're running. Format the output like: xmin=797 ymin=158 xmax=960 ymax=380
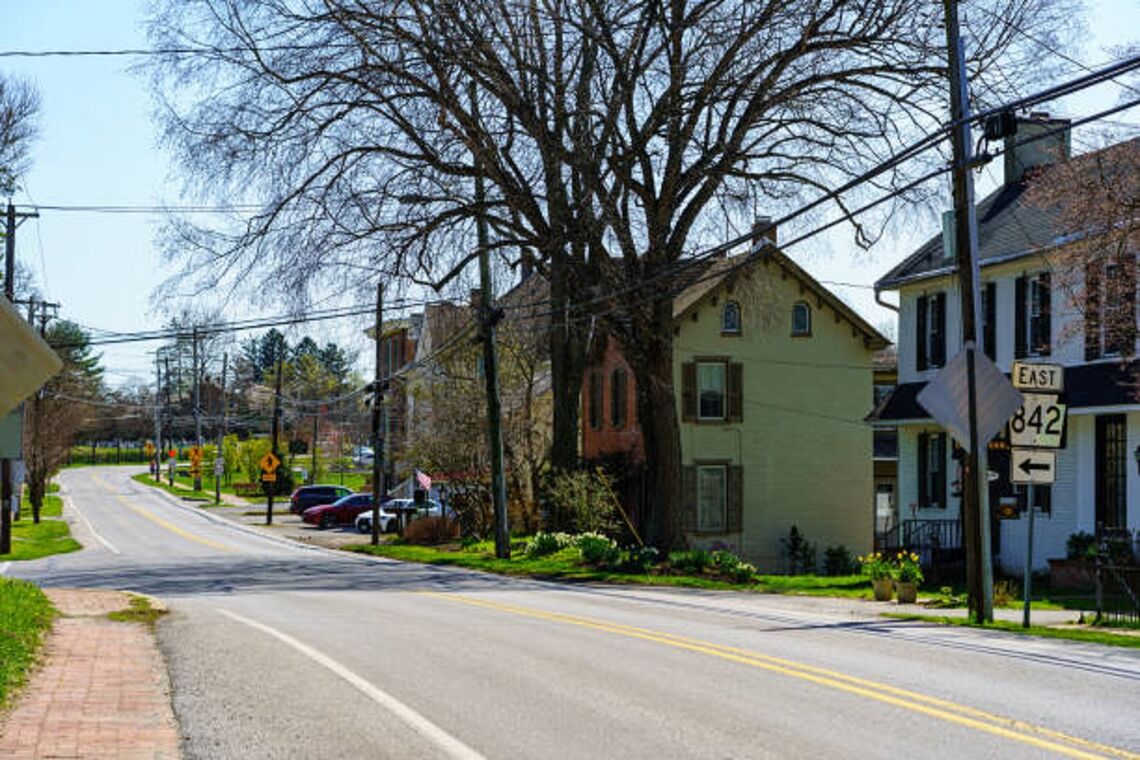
xmin=872 ymin=577 xmax=893 ymax=601
xmin=896 ymin=581 xmax=917 ymax=604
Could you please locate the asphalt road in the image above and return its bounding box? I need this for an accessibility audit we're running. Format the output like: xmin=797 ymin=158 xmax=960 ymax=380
xmin=8 ymin=466 xmax=1140 ymax=759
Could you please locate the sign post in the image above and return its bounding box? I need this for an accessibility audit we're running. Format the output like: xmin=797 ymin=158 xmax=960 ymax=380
xmin=1009 ymin=361 xmax=1066 ymax=628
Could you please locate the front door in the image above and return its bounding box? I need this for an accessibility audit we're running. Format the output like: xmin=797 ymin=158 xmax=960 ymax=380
xmin=1095 ymin=414 xmax=1127 ymax=529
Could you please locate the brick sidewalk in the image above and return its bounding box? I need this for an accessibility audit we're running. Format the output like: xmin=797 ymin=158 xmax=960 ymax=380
xmin=0 ymin=590 xmax=180 ymax=759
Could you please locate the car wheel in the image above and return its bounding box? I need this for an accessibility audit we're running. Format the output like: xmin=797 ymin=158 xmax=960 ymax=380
xmin=357 ymin=520 xmax=370 ymax=534
xmin=320 ymin=514 xmax=335 ymax=530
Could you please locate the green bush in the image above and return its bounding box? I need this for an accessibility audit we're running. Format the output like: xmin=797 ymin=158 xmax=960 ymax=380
xmin=576 ymin=533 xmax=620 ymax=567
xmin=728 ymin=561 xmax=757 ymax=583
xmin=1066 ymin=531 xmax=1097 ymax=560
xmin=617 ymin=546 xmax=660 ymax=573
xmin=539 ymin=468 xmax=620 ymax=535
xmin=823 ymin=544 xmax=858 ymax=576
xmin=780 ymin=525 xmax=817 ymax=574
xmin=525 ymin=531 xmax=574 ymax=558
xmin=668 ymin=549 xmax=712 ymax=574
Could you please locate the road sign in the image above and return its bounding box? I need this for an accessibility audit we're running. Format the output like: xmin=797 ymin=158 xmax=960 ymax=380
xmin=917 ymin=347 xmax=1023 ymax=452
xmin=259 ymin=451 xmax=280 ymax=474
xmin=1011 ymin=361 xmax=1064 ymax=393
xmin=143 ymin=441 xmax=155 ymax=458
xmin=1008 ymin=393 xmax=1066 ymax=448
xmin=168 ymin=449 xmax=177 ymax=459
xmin=214 ymin=458 xmax=225 ymax=477
xmin=260 ymin=472 xmax=277 ymax=483
xmin=189 ymin=446 xmax=202 ymax=465
xmin=1011 ymin=448 xmax=1056 ymax=484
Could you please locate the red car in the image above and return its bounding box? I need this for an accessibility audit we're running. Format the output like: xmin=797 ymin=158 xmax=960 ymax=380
xmin=302 ymin=493 xmax=385 ymax=529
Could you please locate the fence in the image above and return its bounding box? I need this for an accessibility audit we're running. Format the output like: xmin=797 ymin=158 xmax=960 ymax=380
xmin=1097 ymin=564 xmax=1140 ymax=625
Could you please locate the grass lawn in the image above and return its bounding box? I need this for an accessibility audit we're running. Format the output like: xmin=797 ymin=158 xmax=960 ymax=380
xmin=0 ymin=578 xmax=55 ymax=708
xmin=3 ymin=493 xmax=81 ymax=562
xmin=882 ymin=613 xmax=1140 ymax=649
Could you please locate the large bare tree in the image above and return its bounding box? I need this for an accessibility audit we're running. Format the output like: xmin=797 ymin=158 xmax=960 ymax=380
xmin=146 ymin=0 xmax=1076 ymax=548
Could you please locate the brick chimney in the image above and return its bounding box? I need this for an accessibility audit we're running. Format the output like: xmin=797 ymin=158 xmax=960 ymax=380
xmin=1005 ymin=112 xmax=1071 ymax=185
xmin=751 ymin=216 xmax=778 ymax=253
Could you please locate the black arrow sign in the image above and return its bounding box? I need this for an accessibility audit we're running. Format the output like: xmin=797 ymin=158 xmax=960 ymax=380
xmin=1018 ymin=458 xmax=1051 ymax=475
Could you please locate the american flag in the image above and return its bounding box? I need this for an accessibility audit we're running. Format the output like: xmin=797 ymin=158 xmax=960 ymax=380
xmin=415 ymin=468 xmax=432 ymax=491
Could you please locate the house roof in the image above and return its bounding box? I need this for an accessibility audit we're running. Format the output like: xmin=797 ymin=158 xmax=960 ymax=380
xmin=868 ymin=361 xmax=1140 ymax=423
xmin=673 ymin=249 xmax=890 ymax=349
xmin=876 ymin=136 xmax=1140 ymax=290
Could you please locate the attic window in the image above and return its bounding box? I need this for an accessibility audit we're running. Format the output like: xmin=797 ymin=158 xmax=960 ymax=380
xmin=792 ymin=302 xmax=812 ymax=337
xmin=722 ymin=301 xmax=742 ymax=335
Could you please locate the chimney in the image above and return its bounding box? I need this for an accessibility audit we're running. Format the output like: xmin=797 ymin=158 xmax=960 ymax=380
xmin=751 ymin=216 xmax=778 ymax=253
xmin=1004 ymin=113 xmax=1071 ymax=185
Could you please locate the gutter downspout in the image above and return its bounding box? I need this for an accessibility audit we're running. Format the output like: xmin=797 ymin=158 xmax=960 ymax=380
xmin=875 ymin=287 xmax=900 ymax=313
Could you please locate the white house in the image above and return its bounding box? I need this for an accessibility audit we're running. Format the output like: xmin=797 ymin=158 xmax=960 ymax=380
xmin=871 ymin=115 xmax=1139 ymax=574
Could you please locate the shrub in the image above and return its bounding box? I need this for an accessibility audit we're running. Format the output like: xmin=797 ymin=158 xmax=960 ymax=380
xmin=525 ymin=532 xmax=573 ymax=558
xmin=403 ymin=516 xmax=460 ymax=546
xmin=728 ymin=562 xmax=757 ymax=584
xmin=711 ymin=550 xmax=742 ymax=573
xmin=993 ymin=579 xmax=1020 ymax=607
xmin=618 ymin=546 xmax=659 ymax=573
xmin=668 ymin=549 xmax=712 ymax=574
xmin=539 ymin=468 xmax=620 ymax=535
xmin=1066 ymin=531 xmax=1097 ymax=560
xmin=576 ymin=533 xmax=620 ymax=567
xmin=823 ymin=545 xmax=858 ymax=576
xmin=448 ymin=477 xmax=494 ymax=540
xmin=780 ymin=525 xmax=817 ymax=574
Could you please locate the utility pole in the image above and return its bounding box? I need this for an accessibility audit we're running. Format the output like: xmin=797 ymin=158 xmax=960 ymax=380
xmin=216 ymin=352 xmax=227 ymax=505
xmin=945 ymin=0 xmax=993 ymax=623
xmin=164 ymin=355 xmax=174 ymax=487
xmin=370 ymin=281 xmax=384 ymax=547
xmin=469 ymin=84 xmax=510 ymax=559
xmin=192 ymin=327 xmax=203 ymax=491
xmin=154 ymin=353 xmax=163 ymax=483
xmin=266 ymin=349 xmax=283 ymax=525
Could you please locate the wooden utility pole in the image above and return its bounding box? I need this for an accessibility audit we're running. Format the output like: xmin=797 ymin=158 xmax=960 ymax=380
xmin=192 ymin=327 xmax=203 ymax=491
xmin=164 ymin=356 xmax=174 ymax=487
xmin=266 ymin=350 xmax=283 ymax=525
xmin=2 ymin=202 xmax=17 ymax=554
xmin=215 ymin=352 xmax=227 ymax=505
xmin=469 ymin=84 xmax=510 ymax=559
xmin=370 ymin=281 xmax=384 ymax=546
xmin=154 ymin=353 xmax=162 ymax=483
xmin=944 ymin=0 xmax=993 ymax=623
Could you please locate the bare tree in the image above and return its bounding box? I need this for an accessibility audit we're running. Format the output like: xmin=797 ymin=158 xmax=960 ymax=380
xmin=0 ymin=75 xmax=39 ymax=195
xmin=146 ymin=0 xmax=1077 ymax=549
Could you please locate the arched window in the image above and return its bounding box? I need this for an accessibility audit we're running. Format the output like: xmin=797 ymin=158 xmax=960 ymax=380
xmin=588 ymin=369 xmax=604 ymax=430
xmin=722 ymin=301 xmax=742 ymax=334
xmin=610 ymin=368 xmax=628 ymax=429
xmin=792 ymin=302 xmax=812 ymax=336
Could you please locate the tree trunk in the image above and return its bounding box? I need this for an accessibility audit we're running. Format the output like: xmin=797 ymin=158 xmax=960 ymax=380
xmin=548 ymin=252 xmax=587 ymax=471
xmin=628 ymin=298 xmax=683 ymax=551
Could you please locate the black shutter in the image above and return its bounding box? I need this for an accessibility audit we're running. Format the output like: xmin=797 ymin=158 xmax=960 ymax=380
xmin=1122 ymin=257 xmax=1137 ymax=356
xmin=917 ymin=433 xmax=929 ymax=507
xmin=1037 ymin=485 xmax=1052 ymax=515
xmin=1015 ymin=276 xmax=1027 ymax=359
xmin=983 ymin=282 xmax=996 ymax=359
xmin=931 ymin=293 xmax=946 ymax=367
xmin=726 ymin=465 xmax=743 ymax=532
xmin=937 ymin=433 xmax=948 ymax=509
xmin=1037 ymin=272 xmax=1052 ymax=355
xmin=916 ymin=295 xmax=928 ymax=371
xmin=727 ymin=363 xmax=743 ymax=423
xmin=1086 ymin=262 xmax=1101 ymax=360
xmin=682 ymin=466 xmax=697 ymax=531
xmin=681 ymin=363 xmax=696 ymax=421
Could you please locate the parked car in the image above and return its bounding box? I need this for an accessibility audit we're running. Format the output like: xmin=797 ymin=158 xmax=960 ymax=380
xmin=302 ymin=493 xmax=385 ymax=529
xmin=354 ymin=507 xmax=400 ymax=535
xmin=351 ymin=446 xmax=375 ymax=467
xmin=289 ymin=485 xmax=354 ymax=514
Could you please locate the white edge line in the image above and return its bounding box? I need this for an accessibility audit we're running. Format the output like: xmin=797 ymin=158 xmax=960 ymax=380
xmin=218 ymin=609 xmax=486 ymax=760
xmin=66 ymin=494 xmax=120 ymax=555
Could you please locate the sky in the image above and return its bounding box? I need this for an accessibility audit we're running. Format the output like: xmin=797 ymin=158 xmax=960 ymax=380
xmin=3 ymin=0 xmax=1139 ymax=387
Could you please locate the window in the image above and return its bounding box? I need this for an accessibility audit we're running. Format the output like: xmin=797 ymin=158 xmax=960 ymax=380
xmin=791 ymin=302 xmax=811 ymax=336
xmin=915 ymin=293 xmax=946 ymax=371
xmin=697 ymin=362 xmax=725 ymax=420
xmin=1087 ymin=257 xmax=1137 ymax=359
xmin=588 ymin=369 xmax=603 ymax=430
xmin=917 ymin=431 xmax=946 ymax=509
xmin=696 ymin=466 xmax=727 ymax=532
xmin=1015 ymin=273 xmax=1051 ymax=358
xmin=610 ymin=368 xmax=628 ymax=429
xmin=722 ymin=301 xmax=742 ymax=334
xmin=1015 ymin=484 xmax=1051 ymax=515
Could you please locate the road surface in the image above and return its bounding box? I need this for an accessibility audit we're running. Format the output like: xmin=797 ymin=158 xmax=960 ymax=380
xmin=9 ymin=467 xmax=1140 ymax=758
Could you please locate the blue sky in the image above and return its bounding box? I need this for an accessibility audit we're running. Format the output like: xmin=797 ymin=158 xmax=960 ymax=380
xmin=4 ymin=0 xmax=1139 ymax=386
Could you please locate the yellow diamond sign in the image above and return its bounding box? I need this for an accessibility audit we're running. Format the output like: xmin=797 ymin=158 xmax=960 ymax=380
xmin=259 ymin=451 xmax=281 ymax=474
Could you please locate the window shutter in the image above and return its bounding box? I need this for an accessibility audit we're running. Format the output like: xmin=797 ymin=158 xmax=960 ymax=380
xmin=1086 ymin=261 xmax=1101 ymax=360
xmin=681 ymin=362 xmax=696 ymax=421
xmin=1037 ymin=272 xmax=1051 ymax=356
xmin=1014 ymin=276 xmax=1027 ymax=359
xmin=917 ymin=433 xmax=929 ymax=507
xmin=931 ymin=293 xmax=946 ymax=367
xmin=682 ymin=466 xmax=697 ymax=532
xmin=916 ymin=295 xmax=928 ymax=371
xmin=727 ymin=362 xmax=743 ymax=423
xmin=937 ymin=433 xmax=948 ymax=509
xmin=1122 ymin=257 xmax=1137 ymax=356
xmin=983 ymin=282 xmax=996 ymax=359
xmin=1037 ymin=485 xmax=1052 ymax=515
xmin=726 ymin=465 xmax=744 ymax=532
xmin=1016 ymin=485 xmax=1028 ymax=513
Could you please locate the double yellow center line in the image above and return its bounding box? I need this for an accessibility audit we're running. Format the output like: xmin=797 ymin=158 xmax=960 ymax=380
xmin=423 ymin=593 xmax=1137 ymax=760
xmin=92 ymin=475 xmax=238 ymax=553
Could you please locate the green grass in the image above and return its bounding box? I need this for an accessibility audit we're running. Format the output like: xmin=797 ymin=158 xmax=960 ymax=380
xmin=4 ymin=491 xmax=80 ymax=561
xmin=130 ymin=472 xmax=216 ymax=502
xmin=882 ymin=613 xmax=1140 ymax=648
xmin=107 ymin=595 xmax=167 ymax=628
xmin=0 ymin=578 xmax=56 ymax=707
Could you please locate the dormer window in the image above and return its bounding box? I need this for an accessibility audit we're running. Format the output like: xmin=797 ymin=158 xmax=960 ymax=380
xmin=791 ymin=302 xmax=811 ymax=337
xmin=722 ymin=301 xmax=741 ymax=335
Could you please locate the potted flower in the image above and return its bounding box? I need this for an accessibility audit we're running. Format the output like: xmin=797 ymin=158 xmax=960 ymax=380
xmin=894 ymin=552 xmax=924 ymax=604
xmin=859 ymin=552 xmax=895 ymax=601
